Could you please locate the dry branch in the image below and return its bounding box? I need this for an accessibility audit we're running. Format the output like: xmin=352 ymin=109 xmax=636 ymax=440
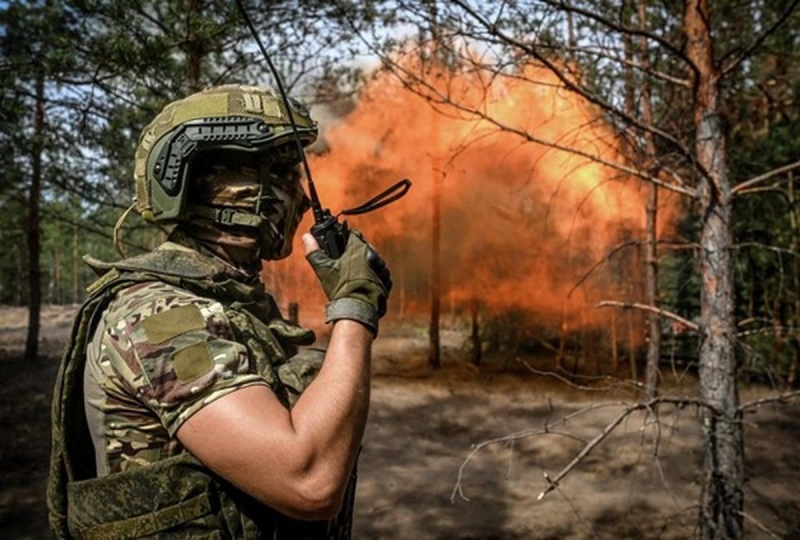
xmin=517 ymin=357 xmax=644 ymax=393
xmin=452 ymin=397 xmax=715 ymax=505
xmin=537 ymin=396 xmax=714 ymax=500
xmin=450 ymin=401 xmax=631 ymax=503
xmin=739 ymin=390 xmax=800 ymax=412
xmin=537 ymin=405 xmax=637 ymax=500
xmin=597 ymin=300 xmax=698 ymax=331
xmin=732 ymin=160 xmax=800 ymax=195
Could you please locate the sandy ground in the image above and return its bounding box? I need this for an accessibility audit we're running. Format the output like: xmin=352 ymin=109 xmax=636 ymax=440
xmin=1 ymin=306 xmax=799 ymax=539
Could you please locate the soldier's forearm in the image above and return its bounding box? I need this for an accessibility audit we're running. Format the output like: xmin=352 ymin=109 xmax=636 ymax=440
xmin=289 ymin=319 xmax=372 ymax=500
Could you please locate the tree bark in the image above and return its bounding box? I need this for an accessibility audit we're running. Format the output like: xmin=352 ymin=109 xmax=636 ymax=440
xmin=53 ymin=214 xmax=61 ymax=304
xmin=470 ymin=300 xmax=481 ymax=366
xmin=643 ymin=182 xmax=661 ymax=396
xmin=788 ymin=172 xmax=799 ymax=387
xmin=24 ymin=70 xmax=45 ymax=360
xmin=638 ymin=0 xmax=662 ymax=399
xmin=427 ymin=1 xmax=442 ymax=370
xmin=73 ymin=218 xmax=80 ymax=303
xmin=186 ymin=0 xmax=204 ymax=92
xmin=429 ymin=158 xmax=442 ymax=370
xmin=685 ymin=1 xmax=743 ymax=537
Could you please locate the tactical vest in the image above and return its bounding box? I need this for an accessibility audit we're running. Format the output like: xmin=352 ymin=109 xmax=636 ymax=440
xmin=48 ymin=244 xmax=356 ymax=539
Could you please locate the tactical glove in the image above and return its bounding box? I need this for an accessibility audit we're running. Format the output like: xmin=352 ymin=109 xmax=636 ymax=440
xmin=306 ymin=230 xmax=392 ymax=335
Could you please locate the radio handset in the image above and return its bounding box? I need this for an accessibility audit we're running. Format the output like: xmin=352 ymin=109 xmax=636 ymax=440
xmin=235 ymin=0 xmax=411 ymax=259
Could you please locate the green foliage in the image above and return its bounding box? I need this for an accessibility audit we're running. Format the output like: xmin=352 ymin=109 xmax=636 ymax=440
xmin=0 ymin=0 xmax=372 ymax=308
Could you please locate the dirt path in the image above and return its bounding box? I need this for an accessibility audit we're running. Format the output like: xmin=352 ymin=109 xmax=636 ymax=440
xmin=1 ymin=308 xmax=798 ymax=538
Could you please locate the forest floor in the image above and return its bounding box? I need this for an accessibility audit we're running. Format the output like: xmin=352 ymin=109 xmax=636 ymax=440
xmin=1 ymin=305 xmax=799 ymax=539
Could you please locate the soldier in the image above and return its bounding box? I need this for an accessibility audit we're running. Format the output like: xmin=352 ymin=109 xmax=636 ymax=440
xmin=48 ymin=85 xmax=391 ymax=538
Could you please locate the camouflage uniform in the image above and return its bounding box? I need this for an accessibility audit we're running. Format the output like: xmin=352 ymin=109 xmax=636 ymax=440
xmin=48 ymin=239 xmax=356 ymax=539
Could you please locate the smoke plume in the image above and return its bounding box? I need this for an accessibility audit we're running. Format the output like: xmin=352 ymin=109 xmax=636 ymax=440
xmin=266 ymin=60 xmax=677 ymax=343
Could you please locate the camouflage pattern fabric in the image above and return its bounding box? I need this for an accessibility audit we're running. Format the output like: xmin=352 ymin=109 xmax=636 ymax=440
xmin=84 ymin=280 xmax=269 ymax=475
xmin=82 ymin=239 xmax=324 ymax=475
xmin=49 ymin=241 xmax=358 ymax=539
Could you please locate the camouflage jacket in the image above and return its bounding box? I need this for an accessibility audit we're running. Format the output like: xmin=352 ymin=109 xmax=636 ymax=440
xmin=48 ymin=241 xmax=355 ymax=539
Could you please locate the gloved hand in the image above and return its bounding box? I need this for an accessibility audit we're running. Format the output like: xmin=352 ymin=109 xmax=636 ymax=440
xmin=305 ymin=230 xmax=392 ymax=335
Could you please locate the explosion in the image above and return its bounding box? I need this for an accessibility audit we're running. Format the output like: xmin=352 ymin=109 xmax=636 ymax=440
xmin=265 ymin=59 xmax=677 ymax=347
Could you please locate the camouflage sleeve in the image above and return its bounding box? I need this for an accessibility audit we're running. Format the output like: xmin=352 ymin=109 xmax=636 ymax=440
xmin=101 ymin=280 xmax=269 ymax=436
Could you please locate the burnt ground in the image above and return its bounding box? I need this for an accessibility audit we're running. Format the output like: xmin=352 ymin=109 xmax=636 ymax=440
xmin=1 ymin=306 xmax=799 ymax=539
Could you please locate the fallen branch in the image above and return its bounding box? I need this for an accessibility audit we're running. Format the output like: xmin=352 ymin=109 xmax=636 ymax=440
xmin=450 ymin=401 xmax=629 ymax=503
xmin=452 ymin=397 xmax=715 ymax=504
xmin=538 ymin=405 xmax=641 ymax=500
xmin=538 ymin=397 xmax=714 ymax=501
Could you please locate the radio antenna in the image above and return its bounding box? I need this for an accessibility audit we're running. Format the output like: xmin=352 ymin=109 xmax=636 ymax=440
xmin=234 ymin=0 xmax=411 ymax=257
xmin=233 ymin=0 xmax=326 ymax=220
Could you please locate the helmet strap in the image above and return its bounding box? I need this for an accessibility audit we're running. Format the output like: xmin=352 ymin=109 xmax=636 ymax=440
xmin=185 ymin=203 xmax=267 ymax=229
xmin=184 ymin=203 xmax=288 ymax=260
xmin=113 ymin=202 xmax=138 ymax=258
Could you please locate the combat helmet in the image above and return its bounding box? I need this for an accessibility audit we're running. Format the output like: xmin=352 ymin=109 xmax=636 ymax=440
xmin=133 ymin=84 xmax=318 ymax=225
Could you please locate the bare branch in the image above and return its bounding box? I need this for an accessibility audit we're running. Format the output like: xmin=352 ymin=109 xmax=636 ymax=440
xmin=568 ymin=240 xmax=640 ymax=298
xmin=450 ymin=401 xmax=631 ymax=503
xmin=732 ymin=160 xmax=800 ymax=196
xmin=738 ymin=511 xmax=783 ymax=539
xmin=720 ymin=0 xmax=800 ymax=78
xmin=538 ymin=396 xmax=716 ymax=501
xmin=736 ymin=325 xmax=800 ymax=339
xmin=516 ymin=357 xmax=644 ymax=393
xmin=334 ymin=2 xmax=698 ymax=196
xmin=538 ymin=43 xmax=689 ymax=87
xmin=452 ymin=396 xmax=715 ymax=504
xmin=541 ymin=0 xmax=692 ymax=62
xmin=449 ymin=0 xmax=702 ymax=181
xmin=739 ymin=390 xmax=800 ymax=412
xmin=734 ymin=242 xmax=799 ymax=258
xmin=382 ymin=53 xmax=697 ymax=197
xmin=538 ymin=405 xmax=638 ymax=500
xmin=597 ymin=301 xmax=699 ymax=331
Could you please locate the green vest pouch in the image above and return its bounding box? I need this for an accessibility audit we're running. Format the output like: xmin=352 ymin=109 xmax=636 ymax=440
xmin=67 ymin=454 xmax=226 ymax=539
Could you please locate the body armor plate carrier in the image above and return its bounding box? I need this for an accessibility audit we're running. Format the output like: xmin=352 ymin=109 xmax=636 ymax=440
xmin=48 ymin=244 xmax=356 ymax=539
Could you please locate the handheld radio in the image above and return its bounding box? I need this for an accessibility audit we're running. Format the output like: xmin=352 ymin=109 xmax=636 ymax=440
xmin=235 ymin=0 xmax=410 ymax=258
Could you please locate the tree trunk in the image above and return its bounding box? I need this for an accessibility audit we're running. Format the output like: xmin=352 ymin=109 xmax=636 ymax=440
xmin=53 ymin=215 xmax=61 ymax=304
xmin=24 ymin=70 xmax=45 ymax=361
xmin=788 ymin=172 xmax=799 ymax=387
xmin=429 ymin=159 xmax=442 ymax=370
xmin=73 ymin=218 xmax=80 ymax=303
xmin=15 ymin=243 xmax=24 ymax=306
xmin=643 ymin=183 xmax=661 ymax=396
xmin=427 ymin=4 xmax=442 ymax=370
xmin=556 ymin=304 xmax=568 ymax=370
xmin=470 ymin=300 xmax=481 ymax=366
xmin=686 ymin=1 xmax=743 ymax=537
xmin=610 ymin=310 xmax=619 ymax=373
xmin=627 ymin=310 xmax=638 ymax=380
xmin=639 ymin=0 xmax=662 ymax=399
xmin=186 ymin=0 xmax=204 ymax=92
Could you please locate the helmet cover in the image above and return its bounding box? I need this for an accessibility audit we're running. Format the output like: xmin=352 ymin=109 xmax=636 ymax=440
xmin=133 ymin=84 xmax=318 ymax=224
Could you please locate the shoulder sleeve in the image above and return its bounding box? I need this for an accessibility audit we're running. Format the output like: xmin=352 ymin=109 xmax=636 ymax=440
xmin=101 ymin=280 xmax=269 ymax=436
